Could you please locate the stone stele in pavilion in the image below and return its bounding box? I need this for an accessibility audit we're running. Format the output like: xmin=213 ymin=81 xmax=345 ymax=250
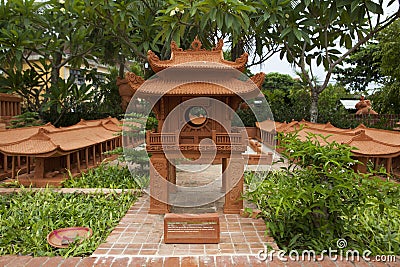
xmin=119 ymin=38 xmax=265 ymax=214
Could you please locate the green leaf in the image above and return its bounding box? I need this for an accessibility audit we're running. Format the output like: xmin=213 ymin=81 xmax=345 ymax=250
xmin=293 ymin=28 xmax=303 ymax=41
xmin=280 ymin=27 xmax=292 ymax=38
xmin=225 ymin=14 xmax=234 ymax=29
xmin=365 ymin=1 xmax=384 ymax=14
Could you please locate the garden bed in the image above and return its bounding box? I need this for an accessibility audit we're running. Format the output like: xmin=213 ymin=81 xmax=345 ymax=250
xmin=0 ymin=189 xmax=138 ymax=257
xmin=244 ymin=132 xmax=400 ymax=255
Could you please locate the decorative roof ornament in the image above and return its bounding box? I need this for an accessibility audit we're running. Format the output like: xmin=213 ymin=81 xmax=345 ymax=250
xmin=146 ymin=37 xmax=249 ymax=73
xmin=170 ymin=41 xmax=182 ymax=52
xmin=188 ymin=36 xmax=204 ymax=51
xmin=126 ymin=72 xmax=145 ymax=90
xmin=212 ymin=39 xmax=224 ymax=51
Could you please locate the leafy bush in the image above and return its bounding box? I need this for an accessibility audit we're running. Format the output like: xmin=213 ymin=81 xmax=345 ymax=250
xmin=244 ymin=131 xmax=400 ymax=254
xmin=0 ymin=190 xmax=137 ymax=256
xmin=62 ymin=163 xmax=146 ymax=189
xmin=8 ymin=112 xmax=43 ymax=129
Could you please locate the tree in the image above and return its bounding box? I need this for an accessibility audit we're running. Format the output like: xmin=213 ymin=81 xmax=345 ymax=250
xmin=79 ymin=0 xmax=166 ymax=78
xmin=1 ymin=0 xmax=155 ymax=124
xmin=258 ymin=0 xmax=400 ymax=122
xmin=334 ymin=43 xmax=383 ymax=91
xmin=42 ymin=78 xmax=94 ymax=125
xmin=262 ymin=72 xmax=298 ymax=91
xmin=318 ymin=84 xmax=356 ymax=128
xmin=154 ymin=0 xmax=280 ymax=63
xmin=371 ymin=83 xmax=400 ymax=113
xmin=377 ymin=18 xmax=400 ymax=79
xmin=334 ymin=19 xmax=400 ymax=114
xmin=261 ymin=73 xmax=311 ymax=122
xmin=0 ymin=0 xmax=103 ymax=116
xmin=371 ymin=18 xmax=400 ymax=114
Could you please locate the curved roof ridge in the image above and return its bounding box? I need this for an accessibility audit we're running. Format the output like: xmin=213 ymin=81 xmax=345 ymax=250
xmin=355 ymin=123 xmax=367 ymax=129
xmin=342 ymin=129 xmax=400 ymax=148
xmin=147 ymin=37 xmax=248 ymax=73
xmin=0 ymin=127 xmax=53 ymax=146
xmin=55 ymin=123 xmax=101 ymax=133
xmin=0 ymin=127 xmax=60 ymax=155
xmin=2 ymin=122 xmax=56 ymax=132
xmin=101 ymin=119 xmax=122 ymax=132
xmin=343 ymin=129 xmax=374 ymax=145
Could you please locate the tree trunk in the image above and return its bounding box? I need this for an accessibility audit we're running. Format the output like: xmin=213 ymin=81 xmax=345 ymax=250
xmin=47 ymin=52 xmax=63 ymax=123
xmin=310 ymin=90 xmax=319 ymax=123
xmin=118 ymin=62 xmax=125 ymax=79
xmin=231 ymin=39 xmax=244 ymax=61
xmin=50 ymin=52 xmax=63 ymax=90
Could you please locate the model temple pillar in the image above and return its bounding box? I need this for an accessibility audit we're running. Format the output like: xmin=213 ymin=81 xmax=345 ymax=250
xmin=148 ymin=155 xmax=170 ymax=214
xmin=223 ymin=156 xmax=245 ymax=214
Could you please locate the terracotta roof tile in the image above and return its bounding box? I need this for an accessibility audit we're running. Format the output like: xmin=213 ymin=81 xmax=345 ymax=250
xmin=0 ymin=124 xmax=57 ymax=145
xmin=136 ymin=77 xmax=263 ymax=96
xmin=1 ymin=139 xmax=58 ymax=155
xmin=0 ymin=118 xmax=121 ymax=156
xmin=256 ymin=120 xmax=400 ymax=158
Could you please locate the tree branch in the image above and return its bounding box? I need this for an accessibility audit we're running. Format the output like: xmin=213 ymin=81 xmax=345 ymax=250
xmin=327 ymin=9 xmax=400 ymax=83
xmin=55 ymin=45 xmax=96 ymax=69
xmin=247 ymin=45 xmax=281 ymax=67
xmin=324 ymin=25 xmax=332 ymax=66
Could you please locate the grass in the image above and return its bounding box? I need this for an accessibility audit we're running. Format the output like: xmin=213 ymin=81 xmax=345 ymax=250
xmin=62 ymin=163 xmax=148 ymax=189
xmin=0 ymin=189 xmax=138 ymax=257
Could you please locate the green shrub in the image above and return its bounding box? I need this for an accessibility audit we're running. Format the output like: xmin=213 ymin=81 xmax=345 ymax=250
xmin=0 ymin=190 xmax=137 ymax=257
xmin=244 ymin=131 xmax=400 ymax=254
xmin=8 ymin=112 xmax=43 ymax=128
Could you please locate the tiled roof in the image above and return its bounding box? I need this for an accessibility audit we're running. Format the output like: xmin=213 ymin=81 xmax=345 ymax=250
xmin=148 ymin=38 xmax=248 ymax=73
xmin=257 ymin=120 xmax=400 ymax=157
xmin=135 ymin=75 xmax=264 ymax=96
xmin=0 ymin=118 xmax=121 ymax=157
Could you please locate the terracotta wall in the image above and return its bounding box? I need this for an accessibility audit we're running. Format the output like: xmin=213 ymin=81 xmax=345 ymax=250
xmin=349 ymin=114 xmax=400 ymax=129
xmin=0 ymin=94 xmax=22 ymax=127
xmin=244 ymin=127 xmax=258 ymax=139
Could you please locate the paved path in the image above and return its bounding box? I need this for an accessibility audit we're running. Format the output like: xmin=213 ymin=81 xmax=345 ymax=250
xmin=91 ymin=195 xmax=276 ymax=258
xmin=1 ymin=252 xmax=399 ymax=266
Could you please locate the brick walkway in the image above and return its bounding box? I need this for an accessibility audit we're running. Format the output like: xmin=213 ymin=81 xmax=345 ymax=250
xmin=2 ymin=254 xmax=400 ymax=266
xmin=91 ymin=195 xmax=277 ymax=257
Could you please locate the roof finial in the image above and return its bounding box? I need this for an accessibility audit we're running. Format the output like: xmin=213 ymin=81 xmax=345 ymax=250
xmin=190 ymin=36 xmax=202 ymax=51
xmin=170 ymin=40 xmax=182 ymax=51
xmin=213 ymin=39 xmax=224 ymax=51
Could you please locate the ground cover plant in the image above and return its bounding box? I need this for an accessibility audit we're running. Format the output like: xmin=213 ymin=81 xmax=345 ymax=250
xmin=0 ymin=189 xmax=138 ymax=257
xmin=244 ymin=131 xmax=400 ymax=255
xmin=62 ymin=163 xmax=146 ymax=189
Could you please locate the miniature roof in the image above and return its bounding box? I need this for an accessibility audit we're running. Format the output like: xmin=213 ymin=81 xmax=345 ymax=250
xmin=147 ymin=38 xmax=248 ymax=73
xmin=257 ymin=120 xmax=400 ymax=158
xmin=130 ymin=72 xmax=265 ymax=97
xmin=125 ymin=37 xmax=265 ymax=98
xmin=0 ymin=118 xmax=122 ymax=157
xmin=0 ymin=93 xmax=22 ymax=102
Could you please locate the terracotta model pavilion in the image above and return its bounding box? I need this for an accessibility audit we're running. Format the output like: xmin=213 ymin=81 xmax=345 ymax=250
xmin=0 ymin=118 xmax=122 ymax=186
xmin=120 ymin=38 xmax=265 ymax=214
xmin=256 ymin=119 xmax=400 ymax=174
